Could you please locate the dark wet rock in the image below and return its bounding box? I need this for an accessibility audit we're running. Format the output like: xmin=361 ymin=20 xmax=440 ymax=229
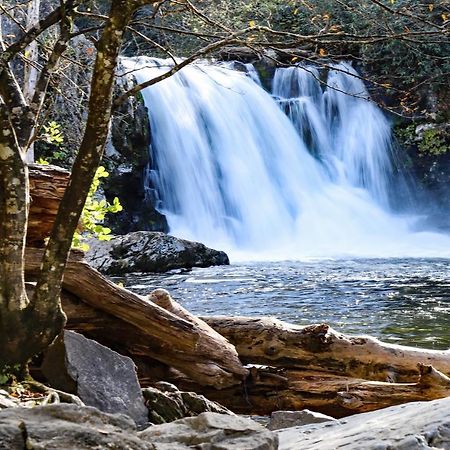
xmin=143 ymin=385 xmax=232 ymax=425
xmin=104 ymin=62 xmax=168 ymax=235
xmin=86 ymin=231 xmax=229 ymax=275
xmin=138 ymin=412 xmax=279 ymax=450
xmin=0 ymin=404 xmax=153 ymax=450
xmin=41 ymin=330 xmax=148 ymax=428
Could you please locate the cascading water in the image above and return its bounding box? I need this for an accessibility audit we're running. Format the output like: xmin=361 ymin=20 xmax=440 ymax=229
xmin=122 ymin=57 xmax=450 ymax=260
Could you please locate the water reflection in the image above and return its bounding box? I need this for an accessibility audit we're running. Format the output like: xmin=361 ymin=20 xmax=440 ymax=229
xmin=119 ymin=258 xmax=450 ymax=350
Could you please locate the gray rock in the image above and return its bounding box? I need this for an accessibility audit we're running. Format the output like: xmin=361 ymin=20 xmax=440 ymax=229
xmin=0 ymin=404 xmax=153 ymax=450
xmin=86 ymin=231 xmax=229 ymax=275
xmin=42 ymin=330 xmax=148 ymax=428
xmin=142 ymin=386 xmax=233 ymax=424
xmin=268 ymin=409 xmax=337 ymax=430
xmin=139 ymin=412 xmax=278 ymax=449
xmin=277 ymin=396 xmax=450 ymax=450
xmin=0 ymin=390 xmax=20 ymax=409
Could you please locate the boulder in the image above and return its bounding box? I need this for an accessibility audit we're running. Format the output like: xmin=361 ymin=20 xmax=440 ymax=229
xmin=143 ymin=383 xmax=233 ymax=424
xmin=277 ymin=396 xmax=450 ymax=450
xmin=41 ymin=330 xmax=148 ymax=428
xmin=86 ymin=231 xmax=229 ymax=275
xmin=0 ymin=404 xmax=153 ymax=450
xmin=138 ymin=412 xmax=279 ymax=450
xmin=268 ymin=410 xmax=337 ymax=431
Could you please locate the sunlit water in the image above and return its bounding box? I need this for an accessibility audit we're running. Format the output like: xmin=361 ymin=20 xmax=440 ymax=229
xmin=120 ymin=258 xmax=450 ymax=350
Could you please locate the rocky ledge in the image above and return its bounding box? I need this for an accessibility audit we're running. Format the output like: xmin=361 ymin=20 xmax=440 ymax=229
xmin=86 ymin=231 xmax=229 ymax=275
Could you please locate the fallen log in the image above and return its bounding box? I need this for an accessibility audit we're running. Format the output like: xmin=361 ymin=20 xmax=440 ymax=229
xmin=25 ymin=248 xmax=247 ymax=389
xmin=171 ymin=363 xmax=450 ymax=417
xmin=200 ymin=316 xmax=450 ymax=382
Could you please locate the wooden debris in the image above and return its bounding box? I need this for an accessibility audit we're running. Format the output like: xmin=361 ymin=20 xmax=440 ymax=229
xmin=201 ymin=316 xmax=450 ymax=383
xmin=25 ymin=248 xmax=248 ymax=389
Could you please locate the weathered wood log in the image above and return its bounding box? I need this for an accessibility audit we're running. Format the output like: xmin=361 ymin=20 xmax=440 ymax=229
xmin=172 ymin=363 xmax=450 ymax=417
xmin=200 ymin=316 xmax=450 ymax=383
xmin=28 ymin=164 xmax=70 ymax=244
xmin=24 ymin=248 xmax=248 ymax=389
xmin=147 ymin=298 xmax=450 ymax=416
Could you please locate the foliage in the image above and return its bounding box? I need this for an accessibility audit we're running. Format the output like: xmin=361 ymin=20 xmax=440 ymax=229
xmin=36 ymin=121 xmax=72 ymax=168
xmin=42 ymin=121 xmax=64 ymax=146
xmin=73 ymin=166 xmax=123 ymax=251
xmin=418 ymin=128 xmax=450 ymax=156
xmin=145 ymin=0 xmax=449 ymax=108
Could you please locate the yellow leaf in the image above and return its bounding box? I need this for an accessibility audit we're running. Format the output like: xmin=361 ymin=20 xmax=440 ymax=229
xmin=319 ymin=48 xmax=326 ymax=57
xmin=249 ymin=20 xmax=256 ymax=28
xmin=428 ymin=4 xmax=433 ymax=11
xmin=291 ymin=56 xmax=299 ymax=62
xmin=442 ymin=13 xmax=448 ymax=21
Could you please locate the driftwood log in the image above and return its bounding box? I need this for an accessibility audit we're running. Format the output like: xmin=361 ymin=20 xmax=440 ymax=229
xmin=200 ymin=316 xmax=450 ymax=383
xmin=25 ymin=248 xmax=247 ymax=389
xmin=149 ymin=301 xmax=450 ymax=416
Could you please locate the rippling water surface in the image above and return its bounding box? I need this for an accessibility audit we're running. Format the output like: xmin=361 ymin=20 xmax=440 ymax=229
xmin=121 ymin=258 xmax=450 ymax=350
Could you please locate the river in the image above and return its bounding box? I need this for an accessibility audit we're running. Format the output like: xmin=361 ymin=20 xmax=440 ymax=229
xmin=120 ymin=257 xmax=450 ymax=350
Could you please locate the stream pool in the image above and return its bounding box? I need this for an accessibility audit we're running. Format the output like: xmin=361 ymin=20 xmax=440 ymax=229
xmin=120 ymin=258 xmax=450 ymax=350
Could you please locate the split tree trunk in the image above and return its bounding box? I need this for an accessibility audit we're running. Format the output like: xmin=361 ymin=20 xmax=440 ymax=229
xmin=28 ymin=164 xmax=70 ymax=244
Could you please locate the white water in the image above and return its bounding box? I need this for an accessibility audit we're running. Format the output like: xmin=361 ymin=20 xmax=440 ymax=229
xmin=123 ymin=57 xmax=450 ymax=260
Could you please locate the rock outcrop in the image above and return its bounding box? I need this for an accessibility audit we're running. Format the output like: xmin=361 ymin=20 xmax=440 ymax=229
xmin=0 ymin=405 xmax=277 ymax=450
xmin=139 ymin=412 xmax=279 ymax=450
xmin=268 ymin=410 xmax=337 ymax=431
xmin=41 ymin=330 xmax=149 ymax=428
xmin=0 ymin=404 xmax=152 ymax=450
xmin=86 ymin=231 xmax=229 ymax=275
xmin=143 ymin=382 xmax=233 ymax=424
xmin=103 ymin=61 xmax=168 ymax=234
xmin=277 ymin=396 xmax=450 ymax=450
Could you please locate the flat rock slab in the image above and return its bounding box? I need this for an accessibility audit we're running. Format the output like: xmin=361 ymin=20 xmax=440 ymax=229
xmin=268 ymin=410 xmax=337 ymax=430
xmin=139 ymin=412 xmax=278 ymax=449
xmin=278 ymin=397 xmax=450 ymax=450
xmin=86 ymin=231 xmax=229 ymax=274
xmin=0 ymin=404 xmax=153 ymax=450
xmin=42 ymin=330 xmax=148 ymax=428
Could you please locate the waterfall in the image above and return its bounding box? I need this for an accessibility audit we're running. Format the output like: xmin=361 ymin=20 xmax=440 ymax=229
xmin=122 ymin=57 xmax=450 ymax=260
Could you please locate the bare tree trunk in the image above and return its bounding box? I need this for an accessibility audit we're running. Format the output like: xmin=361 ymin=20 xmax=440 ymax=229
xmin=23 ymin=0 xmax=41 ymax=162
